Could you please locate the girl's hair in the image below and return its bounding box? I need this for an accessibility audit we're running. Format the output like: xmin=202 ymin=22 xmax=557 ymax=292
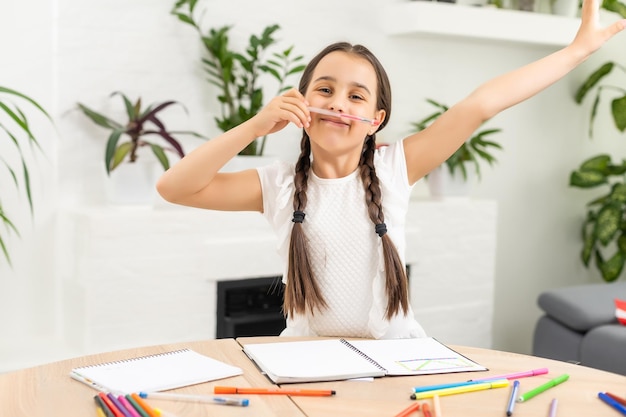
xmin=284 ymin=42 xmax=409 ymax=320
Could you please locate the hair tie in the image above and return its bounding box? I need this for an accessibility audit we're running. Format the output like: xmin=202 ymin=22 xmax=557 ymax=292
xmin=375 ymin=223 xmax=387 ymax=237
xmin=292 ymin=211 xmax=306 ymax=224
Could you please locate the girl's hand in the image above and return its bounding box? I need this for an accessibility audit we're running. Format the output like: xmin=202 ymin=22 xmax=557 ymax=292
xmin=249 ymin=88 xmax=310 ymax=138
xmin=572 ymin=0 xmax=626 ymax=55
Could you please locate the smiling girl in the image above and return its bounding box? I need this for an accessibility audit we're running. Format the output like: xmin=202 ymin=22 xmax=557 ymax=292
xmin=157 ymin=0 xmax=625 ymax=339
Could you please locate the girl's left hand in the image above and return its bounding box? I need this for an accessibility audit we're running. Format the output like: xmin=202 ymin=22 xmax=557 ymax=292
xmin=572 ymin=0 xmax=626 ymax=55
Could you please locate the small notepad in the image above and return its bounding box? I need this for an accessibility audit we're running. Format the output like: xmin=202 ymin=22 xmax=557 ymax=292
xmin=70 ymin=348 xmax=243 ymax=393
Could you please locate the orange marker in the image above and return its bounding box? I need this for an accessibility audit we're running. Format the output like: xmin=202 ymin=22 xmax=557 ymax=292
xmin=130 ymin=393 xmax=160 ymax=417
xmin=393 ymin=402 xmax=420 ymax=417
xmin=606 ymin=392 xmax=626 ymax=406
xmin=422 ymin=402 xmax=433 ymax=417
xmin=214 ymin=386 xmax=335 ymax=396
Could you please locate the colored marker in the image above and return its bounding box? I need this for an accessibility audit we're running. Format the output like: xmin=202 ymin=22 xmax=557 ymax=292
xmin=94 ymin=395 xmax=115 ymax=417
xmin=413 ymin=380 xmax=486 ymax=393
xmin=308 ymin=106 xmax=380 ymax=126
xmin=411 ymin=379 xmax=508 ymax=400
xmin=470 ymin=368 xmax=549 ymax=382
xmin=118 ymin=395 xmax=142 ymax=417
xmin=125 ymin=395 xmax=151 ymax=417
xmin=139 ymin=391 xmax=248 ymax=407
xmin=607 ymin=392 xmax=626 ymax=407
xmin=549 ymin=398 xmax=558 ymax=417
xmin=214 ymin=386 xmax=335 ymax=396
xmin=130 ymin=393 xmax=160 ymax=417
xmin=107 ymin=393 xmax=134 ymax=417
xmin=599 ymin=392 xmax=626 ymax=415
xmin=506 ymin=380 xmax=520 ymax=416
xmin=393 ymin=402 xmax=420 ymax=417
xmin=98 ymin=393 xmax=125 ymax=417
xmin=422 ymin=402 xmax=432 ymax=417
xmin=517 ymin=374 xmax=569 ymax=403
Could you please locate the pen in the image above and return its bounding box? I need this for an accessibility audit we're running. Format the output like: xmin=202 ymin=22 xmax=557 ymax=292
xmin=393 ymin=402 xmax=420 ymax=417
xmin=506 ymin=380 xmax=520 ymax=416
xmin=549 ymin=398 xmax=558 ymax=417
xmin=517 ymin=374 xmax=569 ymax=403
xmin=599 ymin=392 xmax=626 ymax=416
xmin=214 ymin=386 xmax=336 ymax=396
xmin=607 ymin=392 xmax=626 ymax=406
xmin=470 ymin=368 xmax=549 ymax=381
xmin=308 ymin=106 xmax=380 ymax=126
xmin=411 ymin=379 xmax=509 ymax=400
xmin=138 ymin=391 xmax=249 ymax=407
xmin=412 ymin=380 xmax=486 ymax=393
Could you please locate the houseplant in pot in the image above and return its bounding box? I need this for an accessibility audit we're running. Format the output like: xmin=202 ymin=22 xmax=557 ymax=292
xmin=569 ymin=60 xmax=626 ymax=282
xmin=77 ymin=91 xmax=206 ymax=204
xmin=411 ymin=98 xmax=504 ymax=197
xmin=171 ymin=0 xmax=305 ymax=164
xmin=0 ymin=86 xmax=52 ymax=265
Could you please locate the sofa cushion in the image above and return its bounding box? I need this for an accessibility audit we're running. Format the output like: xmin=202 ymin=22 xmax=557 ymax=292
xmin=580 ymin=324 xmax=626 ymax=375
xmin=532 ymin=315 xmax=584 ymax=363
xmin=537 ymin=282 xmax=626 ymax=332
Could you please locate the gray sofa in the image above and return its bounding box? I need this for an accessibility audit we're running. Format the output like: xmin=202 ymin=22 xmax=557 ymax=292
xmin=532 ymin=282 xmax=626 ymax=375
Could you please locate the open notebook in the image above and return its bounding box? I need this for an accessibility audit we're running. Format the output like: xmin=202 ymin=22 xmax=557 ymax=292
xmin=243 ymin=337 xmax=487 ymax=384
xmin=70 ymin=348 xmax=243 ymax=393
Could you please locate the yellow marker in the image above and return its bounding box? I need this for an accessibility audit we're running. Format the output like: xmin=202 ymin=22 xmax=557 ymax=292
xmin=411 ymin=379 xmax=509 ymax=400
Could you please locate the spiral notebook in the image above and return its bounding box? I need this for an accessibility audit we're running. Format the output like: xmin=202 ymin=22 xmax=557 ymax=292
xmin=70 ymin=348 xmax=243 ymax=393
xmin=243 ymin=337 xmax=487 ymax=384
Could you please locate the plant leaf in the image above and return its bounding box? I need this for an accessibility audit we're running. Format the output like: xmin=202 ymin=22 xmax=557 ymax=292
xmin=104 ymin=130 xmax=125 ymax=175
xmin=611 ymin=95 xmax=626 ymax=132
xmin=594 ymin=202 xmax=622 ymax=245
xmin=146 ymin=142 xmax=170 ymax=171
xmin=595 ymin=249 xmax=625 ymax=282
xmin=110 ymin=141 xmax=132 ymax=171
xmin=575 ymin=62 xmax=614 ymax=103
xmin=76 ymin=103 xmax=123 ymax=130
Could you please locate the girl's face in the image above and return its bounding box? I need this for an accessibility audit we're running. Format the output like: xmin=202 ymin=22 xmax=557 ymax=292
xmin=304 ymin=51 xmax=385 ymax=160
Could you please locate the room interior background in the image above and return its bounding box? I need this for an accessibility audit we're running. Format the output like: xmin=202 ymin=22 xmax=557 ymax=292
xmin=1 ymin=0 xmax=625 ymax=372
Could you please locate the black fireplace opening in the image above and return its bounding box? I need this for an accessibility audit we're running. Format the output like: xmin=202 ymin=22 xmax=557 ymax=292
xmin=216 ymin=276 xmax=286 ymax=338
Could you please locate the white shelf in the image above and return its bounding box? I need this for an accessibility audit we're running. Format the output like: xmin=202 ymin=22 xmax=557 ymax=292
xmin=383 ymin=2 xmax=580 ymax=47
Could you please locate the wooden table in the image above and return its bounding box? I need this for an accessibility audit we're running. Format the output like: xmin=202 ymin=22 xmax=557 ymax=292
xmin=1 ymin=337 xmax=625 ymax=417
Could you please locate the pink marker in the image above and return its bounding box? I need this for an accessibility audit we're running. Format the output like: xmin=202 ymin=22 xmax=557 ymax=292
xmin=470 ymin=367 xmax=549 ymax=382
xmin=308 ymin=106 xmax=380 ymax=126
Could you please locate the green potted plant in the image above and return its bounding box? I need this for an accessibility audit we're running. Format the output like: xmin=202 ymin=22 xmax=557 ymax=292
xmin=77 ymin=91 xmax=205 ymax=175
xmin=411 ymin=98 xmax=503 ymax=196
xmin=0 ymin=86 xmax=53 ymax=265
xmin=569 ymin=60 xmax=626 ymax=282
xmin=171 ymin=0 xmax=305 ymax=157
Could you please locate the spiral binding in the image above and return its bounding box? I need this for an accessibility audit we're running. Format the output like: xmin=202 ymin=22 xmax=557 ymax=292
xmin=339 ymin=339 xmax=387 ymax=373
xmin=76 ymin=348 xmax=191 ymax=369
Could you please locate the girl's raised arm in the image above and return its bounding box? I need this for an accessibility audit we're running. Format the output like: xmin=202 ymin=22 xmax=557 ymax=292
xmin=403 ymin=0 xmax=626 ymax=185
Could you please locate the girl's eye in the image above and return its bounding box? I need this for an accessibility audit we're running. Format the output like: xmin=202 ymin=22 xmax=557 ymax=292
xmin=350 ymin=94 xmax=364 ymax=101
xmin=318 ymin=87 xmax=332 ymax=94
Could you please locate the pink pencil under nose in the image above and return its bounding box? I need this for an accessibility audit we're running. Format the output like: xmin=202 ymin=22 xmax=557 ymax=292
xmin=308 ymin=107 xmax=380 ymax=126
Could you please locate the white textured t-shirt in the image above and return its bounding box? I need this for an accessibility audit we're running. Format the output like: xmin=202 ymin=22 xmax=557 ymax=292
xmin=257 ymin=140 xmax=426 ymax=339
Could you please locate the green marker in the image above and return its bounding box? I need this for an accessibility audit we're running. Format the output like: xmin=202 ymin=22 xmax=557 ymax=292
xmin=517 ymin=374 xmax=569 ymax=402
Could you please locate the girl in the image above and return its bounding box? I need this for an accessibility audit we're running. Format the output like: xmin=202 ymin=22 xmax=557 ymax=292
xmin=157 ymin=0 xmax=625 ymax=339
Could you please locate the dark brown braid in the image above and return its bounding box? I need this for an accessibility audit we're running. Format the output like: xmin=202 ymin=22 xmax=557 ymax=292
xmin=285 ymin=41 xmax=409 ymax=320
xmin=284 ymin=135 xmax=327 ymax=316
xmin=359 ymin=134 xmax=410 ymax=319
